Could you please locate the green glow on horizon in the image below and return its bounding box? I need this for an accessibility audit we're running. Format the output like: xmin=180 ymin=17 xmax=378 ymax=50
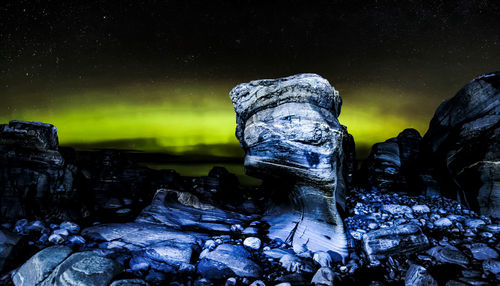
xmin=0 ymin=80 xmax=438 ymax=158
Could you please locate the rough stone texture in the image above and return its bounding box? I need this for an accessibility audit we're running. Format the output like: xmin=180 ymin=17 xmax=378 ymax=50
xmin=82 ymin=221 xmax=200 ymax=272
xmin=38 ymin=251 xmax=122 ymax=286
xmin=110 ymin=279 xmax=149 ymax=286
xmin=362 ymin=128 xmax=422 ymax=192
xmin=230 ymin=74 xmax=352 ymax=257
xmin=13 ymin=246 xmax=73 ymax=286
xmin=197 ymin=244 xmax=262 ymax=279
xmin=405 ymin=264 xmax=437 ymax=286
xmin=421 ymin=72 xmax=500 ymax=218
xmin=0 ymin=227 xmax=21 ymax=272
xmin=0 ymin=120 xmax=82 ymax=221
xmin=136 ymin=189 xmax=254 ymax=234
xmin=362 ymin=224 xmax=429 ymax=261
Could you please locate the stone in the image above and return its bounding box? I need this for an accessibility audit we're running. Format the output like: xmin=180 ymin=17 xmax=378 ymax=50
xmin=249 ymin=280 xmax=266 ymax=286
xmin=225 ymin=277 xmax=237 ymax=286
xmin=197 ymin=244 xmax=262 ymax=279
xmin=467 ymin=243 xmax=499 ymax=260
xmin=362 ymin=224 xmax=429 ymax=261
xmin=465 ymin=219 xmax=486 ymax=229
xmin=426 ymin=246 xmax=469 ymax=266
xmin=311 ymin=267 xmax=335 ymax=286
xmin=110 ymin=279 xmax=150 ymax=286
xmin=136 ymin=189 xmax=253 ymax=234
xmin=482 ymin=259 xmax=500 ymax=274
xmin=12 ymin=246 xmax=73 ymax=286
xmin=405 ymin=264 xmax=437 ymax=286
xmin=59 ymin=221 xmax=80 ymax=234
xmin=412 ymin=205 xmax=430 ymax=214
xmin=434 ymin=218 xmax=453 ymax=228
xmin=230 ymin=74 xmax=352 ymax=257
xmin=36 ymin=251 xmax=122 ymax=286
xmin=243 ymin=237 xmax=261 ymax=250
xmin=381 ymin=204 xmax=413 ymax=215
xmin=421 ymin=72 xmax=500 ymax=219
xmin=313 ymin=252 xmax=332 ymax=268
xmin=48 ymin=234 xmax=65 ymax=244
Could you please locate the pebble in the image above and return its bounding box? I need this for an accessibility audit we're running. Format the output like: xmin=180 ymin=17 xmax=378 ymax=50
xmin=434 ymin=218 xmax=453 ymax=228
xmin=52 ymin=228 xmax=69 ymax=237
xmin=249 ymin=280 xmax=266 ymax=286
xmin=225 ymin=277 xmax=237 ymax=286
xmin=48 ymin=233 xmax=65 ymax=244
xmin=59 ymin=221 xmax=80 ymax=234
xmin=243 ymin=237 xmax=262 ymax=250
xmin=412 ymin=205 xmax=430 ymax=213
xmin=465 ymin=219 xmax=485 ymax=229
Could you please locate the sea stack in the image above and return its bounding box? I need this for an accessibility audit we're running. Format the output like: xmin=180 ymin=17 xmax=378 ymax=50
xmin=229 ymin=73 xmax=354 ymax=257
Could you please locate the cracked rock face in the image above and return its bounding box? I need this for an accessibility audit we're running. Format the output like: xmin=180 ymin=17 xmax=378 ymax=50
xmin=422 ymin=72 xmax=500 ymax=219
xmin=230 ymin=73 xmax=352 ymax=257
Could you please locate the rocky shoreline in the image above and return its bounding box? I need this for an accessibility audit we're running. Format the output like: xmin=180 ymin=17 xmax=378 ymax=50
xmin=0 ymin=72 xmax=498 ymax=285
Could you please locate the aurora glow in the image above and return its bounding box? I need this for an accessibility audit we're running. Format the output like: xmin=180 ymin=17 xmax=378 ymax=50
xmin=1 ymin=1 xmax=499 ymax=161
xmin=1 ymin=79 xmax=438 ymax=158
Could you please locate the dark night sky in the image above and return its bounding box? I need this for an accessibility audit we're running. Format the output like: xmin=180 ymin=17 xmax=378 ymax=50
xmin=1 ymin=0 xmax=499 ymax=158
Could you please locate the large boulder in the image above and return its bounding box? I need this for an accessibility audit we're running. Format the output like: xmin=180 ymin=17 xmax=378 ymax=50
xmin=0 ymin=121 xmax=81 ymax=221
xmin=12 ymin=248 xmax=122 ymax=286
xmin=229 ymin=74 xmax=354 ymax=257
xmin=421 ymin=72 xmax=500 ymax=218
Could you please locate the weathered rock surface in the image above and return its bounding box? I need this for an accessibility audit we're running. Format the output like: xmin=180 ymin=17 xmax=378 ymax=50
xmin=422 ymin=72 xmax=500 ymax=218
xmin=362 ymin=223 xmax=429 ymax=262
xmin=13 ymin=246 xmax=73 ymax=286
xmin=0 ymin=121 xmax=81 ymax=220
xmin=40 ymin=251 xmax=122 ymax=286
xmin=197 ymin=244 xmax=262 ymax=279
xmin=405 ymin=264 xmax=437 ymax=286
xmin=136 ymin=189 xmax=255 ymax=234
xmin=361 ymin=128 xmax=422 ymax=192
xmin=230 ymin=73 xmax=353 ymax=256
xmin=12 ymin=248 xmax=121 ymax=286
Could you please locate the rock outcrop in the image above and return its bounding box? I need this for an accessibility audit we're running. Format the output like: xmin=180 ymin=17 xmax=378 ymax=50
xmin=0 ymin=121 xmax=82 ymax=221
xmin=421 ymin=72 xmax=500 ymax=219
xmin=361 ymin=128 xmax=422 ymax=192
xmin=229 ymin=73 xmax=354 ymax=257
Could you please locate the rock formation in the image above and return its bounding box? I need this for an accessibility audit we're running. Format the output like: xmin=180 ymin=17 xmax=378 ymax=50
xmin=229 ymin=73 xmax=353 ymax=257
xmin=421 ymin=72 xmax=500 ymax=219
xmin=0 ymin=121 xmax=81 ymax=220
xmin=361 ymin=128 xmax=422 ymax=192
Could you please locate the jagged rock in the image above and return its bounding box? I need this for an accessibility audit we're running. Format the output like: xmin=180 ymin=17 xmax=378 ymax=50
xmin=362 ymin=224 xmax=429 ymax=261
xmin=405 ymin=264 xmax=437 ymax=286
xmin=38 ymin=251 xmax=122 ymax=286
xmin=12 ymin=246 xmax=73 ymax=286
xmin=421 ymin=72 xmax=500 ymax=218
xmin=361 ymin=128 xmax=422 ymax=192
xmin=197 ymin=244 xmax=262 ymax=279
xmin=0 ymin=120 xmax=82 ymax=221
xmin=230 ymin=73 xmax=352 ymax=257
